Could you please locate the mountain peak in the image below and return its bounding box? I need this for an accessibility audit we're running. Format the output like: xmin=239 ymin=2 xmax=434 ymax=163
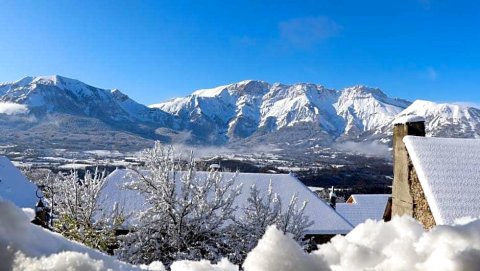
xmin=342 ymin=85 xmax=387 ymax=97
xmin=30 ymin=75 xmax=84 ymax=88
xmin=410 ymin=99 xmax=479 ymax=110
xmin=397 ymin=99 xmax=480 ymax=138
xmin=110 ymin=88 xmax=130 ymax=101
xmin=404 ymin=100 xmax=477 ymax=119
xmin=34 ymin=75 xmax=61 ymax=81
xmin=229 ymin=79 xmax=269 ymax=88
xmin=227 ymin=80 xmax=270 ymax=96
xmin=190 ymin=80 xmax=270 ymax=98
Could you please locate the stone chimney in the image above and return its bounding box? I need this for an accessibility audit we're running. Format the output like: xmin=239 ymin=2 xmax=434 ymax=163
xmin=391 ymin=115 xmax=425 ymax=217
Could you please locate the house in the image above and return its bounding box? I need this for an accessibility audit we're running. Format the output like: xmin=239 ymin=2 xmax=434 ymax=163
xmin=335 ymin=194 xmax=391 ymax=227
xmin=0 ymin=156 xmax=38 ymax=208
xmin=101 ymin=170 xmax=354 ymax=240
xmin=390 ymin=115 xmax=480 ymax=228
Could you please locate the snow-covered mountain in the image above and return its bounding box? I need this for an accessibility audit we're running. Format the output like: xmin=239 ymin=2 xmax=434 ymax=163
xmin=0 ymin=75 xmax=179 ymax=151
xmin=0 ymin=75 xmax=175 ymax=126
xmin=151 ymin=80 xmax=411 ymax=144
xmin=1 ymin=75 xmax=479 ymax=153
xmin=396 ymin=100 xmax=480 ymax=138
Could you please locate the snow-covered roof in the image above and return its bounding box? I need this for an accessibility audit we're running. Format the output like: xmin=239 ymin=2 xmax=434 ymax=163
xmin=308 ymin=186 xmax=324 ymax=192
xmin=100 ymin=169 xmax=149 ymax=225
xmin=393 ymin=114 xmax=425 ymax=125
xmin=0 ymin=156 xmax=37 ymax=208
xmin=335 ymin=194 xmax=390 ymax=227
xmin=102 ymin=170 xmax=353 ymax=235
xmin=404 ymin=136 xmax=480 ymax=225
xmin=0 ymin=199 xmax=144 ymax=270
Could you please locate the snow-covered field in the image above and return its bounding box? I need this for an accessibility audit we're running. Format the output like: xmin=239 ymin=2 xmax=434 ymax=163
xmin=2 ymin=197 xmax=480 ymax=271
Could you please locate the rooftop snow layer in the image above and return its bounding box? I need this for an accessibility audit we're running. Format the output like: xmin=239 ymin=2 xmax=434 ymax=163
xmin=393 ymin=115 xmax=425 ymax=125
xmin=404 ymin=136 xmax=480 ymax=225
xmin=102 ymin=170 xmax=353 ymax=235
xmin=0 ymin=156 xmax=37 ymax=208
xmin=335 ymin=194 xmax=390 ymax=227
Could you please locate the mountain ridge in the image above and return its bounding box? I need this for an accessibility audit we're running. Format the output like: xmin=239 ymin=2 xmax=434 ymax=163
xmin=151 ymin=80 xmax=411 ymax=143
xmin=1 ymin=75 xmax=479 ymax=153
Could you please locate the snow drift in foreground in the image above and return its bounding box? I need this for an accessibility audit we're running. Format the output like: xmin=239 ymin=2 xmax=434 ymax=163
xmin=246 ymin=216 xmax=480 ymax=271
xmin=0 ymin=199 xmax=163 ymax=271
xmin=2 ymin=198 xmax=480 ymax=271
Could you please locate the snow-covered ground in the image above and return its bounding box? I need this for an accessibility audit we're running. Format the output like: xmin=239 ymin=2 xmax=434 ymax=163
xmin=0 ymin=199 xmax=162 ymax=271
xmin=0 ymin=156 xmax=37 ymax=208
xmin=2 ymin=196 xmax=480 ymax=271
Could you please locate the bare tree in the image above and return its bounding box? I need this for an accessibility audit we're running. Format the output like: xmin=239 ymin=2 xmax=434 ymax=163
xmin=228 ymin=182 xmax=313 ymax=264
xmin=116 ymin=142 xmax=242 ymax=266
xmin=117 ymin=141 xmax=313 ymax=267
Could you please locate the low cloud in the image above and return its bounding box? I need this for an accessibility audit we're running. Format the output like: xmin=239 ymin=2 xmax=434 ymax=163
xmin=0 ymin=102 xmax=29 ymax=115
xmin=171 ymin=143 xmax=278 ymax=159
xmin=279 ymin=16 xmax=341 ymax=48
xmin=334 ymin=141 xmax=390 ymax=159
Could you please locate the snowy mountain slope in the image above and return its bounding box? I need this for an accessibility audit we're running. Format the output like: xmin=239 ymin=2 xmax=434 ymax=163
xmin=152 ymin=81 xmax=411 ymax=144
xmin=0 ymin=75 xmax=182 ymax=150
xmin=395 ymin=100 xmax=480 ymax=138
xmin=2 ymin=75 xmax=480 ymax=154
xmin=335 ymin=86 xmax=410 ymax=136
xmin=0 ymin=75 xmax=175 ymax=126
xmin=152 ymin=80 xmax=271 ymax=143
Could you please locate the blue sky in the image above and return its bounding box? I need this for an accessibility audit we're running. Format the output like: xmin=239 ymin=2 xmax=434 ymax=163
xmin=0 ymin=0 xmax=479 ymax=105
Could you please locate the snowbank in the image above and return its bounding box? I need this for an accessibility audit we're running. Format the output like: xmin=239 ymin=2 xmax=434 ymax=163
xmin=245 ymin=217 xmax=480 ymax=271
xmin=170 ymin=259 xmax=238 ymax=271
xmin=0 ymin=199 xmax=162 ymax=271
xmin=243 ymin=226 xmax=330 ymax=271
xmin=2 ymin=197 xmax=480 ymax=271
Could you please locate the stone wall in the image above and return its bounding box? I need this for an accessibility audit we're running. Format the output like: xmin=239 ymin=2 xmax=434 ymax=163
xmin=409 ymin=164 xmax=436 ymax=229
